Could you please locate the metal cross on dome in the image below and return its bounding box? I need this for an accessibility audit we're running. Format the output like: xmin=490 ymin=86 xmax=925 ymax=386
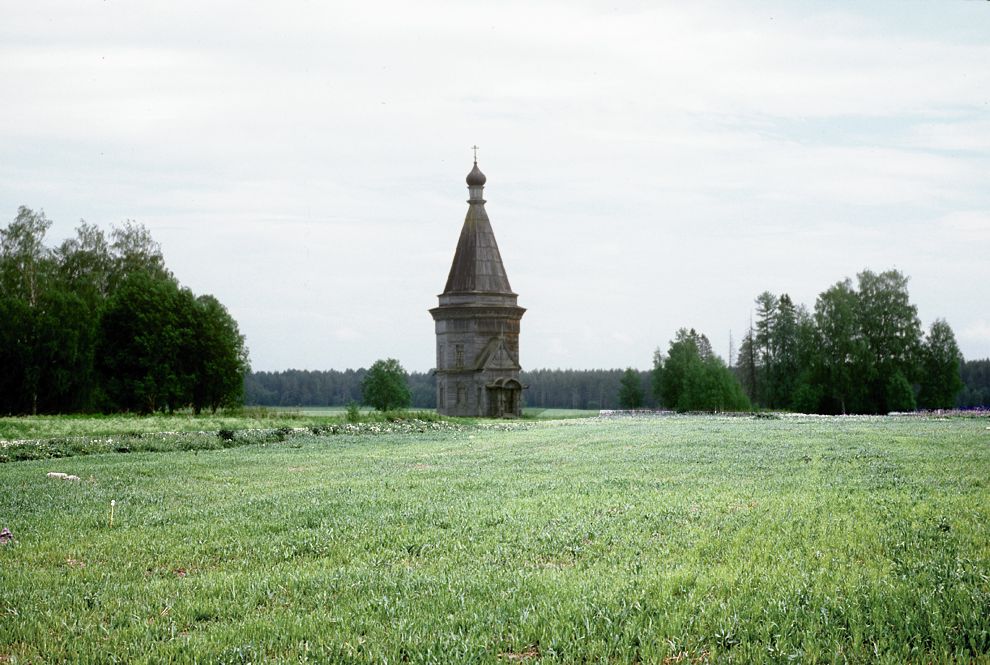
xmin=471 ymin=145 xmax=479 ymax=162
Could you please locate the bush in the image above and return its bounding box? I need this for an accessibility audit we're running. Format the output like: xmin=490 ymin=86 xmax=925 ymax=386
xmin=361 ymin=358 xmax=412 ymax=412
xmin=886 ymin=372 xmax=916 ymax=412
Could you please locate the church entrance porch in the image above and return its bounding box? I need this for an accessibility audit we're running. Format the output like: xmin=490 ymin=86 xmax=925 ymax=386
xmin=486 ymin=378 xmax=523 ymax=418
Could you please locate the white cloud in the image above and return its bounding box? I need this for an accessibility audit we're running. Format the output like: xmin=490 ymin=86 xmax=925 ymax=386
xmin=333 ymin=327 xmax=362 ymax=342
xmin=937 ymin=211 xmax=990 ymax=240
xmin=909 ymin=120 xmax=990 ymax=153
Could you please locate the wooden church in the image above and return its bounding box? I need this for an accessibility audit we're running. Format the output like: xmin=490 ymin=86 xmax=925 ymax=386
xmin=430 ymin=157 xmax=525 ymax=417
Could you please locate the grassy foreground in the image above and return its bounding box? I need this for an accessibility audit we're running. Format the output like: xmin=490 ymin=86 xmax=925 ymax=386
xmin=1 ymin=415 xmax=989 ymax=662
xmin=0 ymin=408 xmax=596 ymax=444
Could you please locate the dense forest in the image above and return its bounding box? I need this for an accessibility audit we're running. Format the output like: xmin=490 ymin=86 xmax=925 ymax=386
xmin=0 ymin=207 xmax=248 ymax=415
xmin=246 ymin=358 xmax=989 ymax=412
xmin=958 ymin=359 xmax=990 ymax=408
xmin=245 ymin=368 xmax=656 ymax=411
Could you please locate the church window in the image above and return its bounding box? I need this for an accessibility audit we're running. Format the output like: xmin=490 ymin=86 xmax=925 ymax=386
xmin=437 ymin=344 xmax=444 ymax=369
xmin=455 ymin=344 xmax=464 ymax=369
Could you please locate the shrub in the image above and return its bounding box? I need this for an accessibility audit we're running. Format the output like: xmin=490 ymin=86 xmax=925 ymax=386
xmin=361 ymin=358 xmax=412 ymax=411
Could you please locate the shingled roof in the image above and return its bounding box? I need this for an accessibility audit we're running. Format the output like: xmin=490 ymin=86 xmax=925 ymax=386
xmin=442 ymin=162 xmax=515 ymax=295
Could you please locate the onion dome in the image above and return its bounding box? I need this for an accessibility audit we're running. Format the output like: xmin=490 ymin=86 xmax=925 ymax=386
xmin=466 ymin=162 xmax=487 ymax=186
xmin=442 ymin=160 xmax=513 ymax=296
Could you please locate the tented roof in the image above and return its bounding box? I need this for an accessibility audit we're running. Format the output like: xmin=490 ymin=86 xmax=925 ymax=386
xmin=442 ymin=169 xmax=514 ymax=295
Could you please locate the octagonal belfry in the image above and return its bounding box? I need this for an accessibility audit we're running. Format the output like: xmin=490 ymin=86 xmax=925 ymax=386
xmin=430 ymin=158 xmax=525 ymax=417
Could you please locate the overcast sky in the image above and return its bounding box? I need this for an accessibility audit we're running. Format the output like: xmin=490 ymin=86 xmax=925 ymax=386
xmin=3 ymin=1 xmax=989 ymax=372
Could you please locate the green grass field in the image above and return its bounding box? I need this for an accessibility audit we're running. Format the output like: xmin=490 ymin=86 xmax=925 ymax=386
xmin=2 ymin=415 xmax=989 ymax=662
xmin=0 ymin=408 xmax=333 ymax=442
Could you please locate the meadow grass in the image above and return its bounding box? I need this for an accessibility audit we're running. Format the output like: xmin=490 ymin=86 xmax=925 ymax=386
xmin=0 ymin=409 xmax=449 ymax=462
xmin=1 ymin=415 xmax=988 ymax=662
xmin=0 ymin=409 xmax=318 ymax=442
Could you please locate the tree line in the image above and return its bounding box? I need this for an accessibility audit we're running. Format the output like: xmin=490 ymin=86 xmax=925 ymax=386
xmin=958 ymin=359 xmax=990 ymax=408
xmin=246 ymin=368 xmax=436 ymax=408
xmin=246 ymin=367 xmax=656 ymax=411
xmin=0 ymin=207 xmax=248 ymax=415
xmin=733 ymin=269 xmax=965 ymax=414
xmin=5 ymin=218 xmax=983 ymax=418
xmin=244 ymin=268 xmax=984 ymax=415
xmin=647 ymin=268 xmax=976 ymax=414
xmin=245 ymin=354 xmax=989 ymax=412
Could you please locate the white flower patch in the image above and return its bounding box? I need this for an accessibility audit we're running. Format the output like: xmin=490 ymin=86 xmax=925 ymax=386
xmin=46 ymin=472 xmax=80 ymax=481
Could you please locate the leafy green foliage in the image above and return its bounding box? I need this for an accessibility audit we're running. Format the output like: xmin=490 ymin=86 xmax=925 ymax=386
xmin=361 ymin=358 xmax=412 ymax=411
xmin=98 ymin=276 xmax=249 ymax=415
xmin=753 ymin=291 xmax=778 ymax=393
xmin=107 ymin=220 xmax=173 ymax=290
xmin=885 ymin=371 xmax=916 ymax=412
xmin=811 ymin=279 xmax=869 ymax=413
xmin=856 ymin=269 xmax=923 ymax=410
xmin=0 ymin=206 xmax=53 ymax=307
xmin=918 ymin=319 xmax=964 ymax=409
xmin=0 ymin=207 xmax=248 ymax=415
xmin=616 ymin=368 xmax=644 ymax=409
xmin=29 ymin=288 xmax=96 ymax=412
xmin=1 ymin=416 xmax=987 ymax=661
xmin=55 ymin=222 xmax=113 ymax=305
xmin=654 ymin=328 xmax=750 ymax=412
xmin=2 ymin=231 xmax=100 ymax=412
xmin=767 ymin=294 xmax=799 ymax=407
xmin=191 ymin=295 xmax=250 ymax=413
xmin=737 ymin=325 xmax=759 ymax=403
xmin=743 ymin=269 xmax=962 ymax=414
xmin=0 ymin=296 xmax=31 ymax=414
xmin=957 ymin=358 xmax=990 ymax=408
xmin=98 ymin=273 xmax=197 ymax=413
xmin=749 ymin=292 xmax=819 ymax=410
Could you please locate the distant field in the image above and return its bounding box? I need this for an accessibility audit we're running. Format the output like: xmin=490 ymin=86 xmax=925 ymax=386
xmin=2 ymin=415 xmax=989 ymax=662
xmin=274 ymin=406 xmax=365 ymax=417
xmin=523 ymin=408 xmax=599 ymax=419
xmin=261 ymin=407 xmax=599 ymax=419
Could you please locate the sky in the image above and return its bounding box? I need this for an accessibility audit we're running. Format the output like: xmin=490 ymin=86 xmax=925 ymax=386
xmin=2 ymin=1 xmax=989 ymax=373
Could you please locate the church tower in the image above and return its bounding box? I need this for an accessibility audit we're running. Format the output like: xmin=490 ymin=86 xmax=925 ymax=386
xmin=430 ymin=156 xmax=525 ymax=417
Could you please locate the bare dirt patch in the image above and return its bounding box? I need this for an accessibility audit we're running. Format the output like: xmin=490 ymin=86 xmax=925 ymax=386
xmin=500 ymin=644 xmax=540 ymax=661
